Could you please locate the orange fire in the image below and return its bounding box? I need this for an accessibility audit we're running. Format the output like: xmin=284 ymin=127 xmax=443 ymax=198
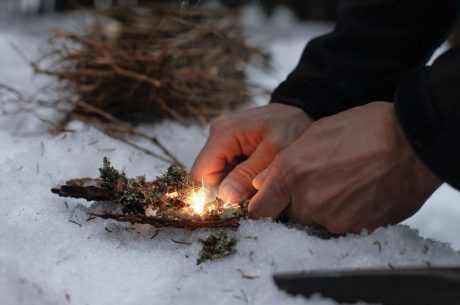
xmin=187 ymin=178 xmax=207 ymax=215
xmin=189 ymin=188 xmax=206 ymax=214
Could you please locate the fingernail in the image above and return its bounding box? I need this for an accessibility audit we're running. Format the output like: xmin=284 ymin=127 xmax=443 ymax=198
xmin=220 ymin=182 xmax=243 ymax=202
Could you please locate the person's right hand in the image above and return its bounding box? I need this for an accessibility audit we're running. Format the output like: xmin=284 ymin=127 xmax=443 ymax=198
xmin=249 ymin=102 xmax=441 ymax=233
xmin=191 ymin=103 xmax=312 ymax=202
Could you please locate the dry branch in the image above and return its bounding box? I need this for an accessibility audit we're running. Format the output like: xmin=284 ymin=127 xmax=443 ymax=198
xmin=51 ymin=178 xmax=115 ymax=201
xmin=90 ymin=212 xmax=240 ymax=229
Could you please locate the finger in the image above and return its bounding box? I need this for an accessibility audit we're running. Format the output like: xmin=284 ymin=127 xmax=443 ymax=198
xmin=248 ymin=164 xmax=290 ymax=220
xmin=252 ymin=168 xmax=269 ymax=190
xmin=191 ymin=132 xmax=253 ymax=187
xmin=219 ymin=140 xmax=278 ymax=202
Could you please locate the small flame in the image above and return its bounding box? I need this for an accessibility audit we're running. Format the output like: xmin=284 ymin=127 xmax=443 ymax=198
xmin=188 ymin=178 xmax=206 ymax=215
xmin=190 ymin=188 xmax=205 ymax=214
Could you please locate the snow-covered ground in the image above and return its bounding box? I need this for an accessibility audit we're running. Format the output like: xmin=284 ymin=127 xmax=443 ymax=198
xmin=1 ymin=5 xmax=460 ymax=305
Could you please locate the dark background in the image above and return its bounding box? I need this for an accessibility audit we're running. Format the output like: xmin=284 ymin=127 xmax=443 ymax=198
xmin=6 ymin=1 xmax=459 ymax=45
xmin=27 ymin=0 xmax=339 ymax=21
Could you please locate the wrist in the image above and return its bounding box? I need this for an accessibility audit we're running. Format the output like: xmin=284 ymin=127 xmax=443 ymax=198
xmin=269 ymin=101 xmax=314 ymax=123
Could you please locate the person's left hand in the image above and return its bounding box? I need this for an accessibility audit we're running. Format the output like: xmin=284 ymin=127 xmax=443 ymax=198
xmin=249 ymin=102 xmax=441 ymax=234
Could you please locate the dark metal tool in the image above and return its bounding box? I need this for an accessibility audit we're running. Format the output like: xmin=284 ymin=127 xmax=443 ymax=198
xmin=274 ymin=267 xmax=460 ymax=305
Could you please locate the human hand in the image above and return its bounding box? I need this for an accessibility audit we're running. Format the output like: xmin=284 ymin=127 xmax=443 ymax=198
xmin=250 ymin=102 xmax=441 ymax=234
xmin=191 ymin=103 xmax=311 ymax=201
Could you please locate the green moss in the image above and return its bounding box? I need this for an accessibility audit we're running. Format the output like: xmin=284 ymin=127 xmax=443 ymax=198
xmin=196 ymin=231 xmax=237 ymax=265
xmin=120 ymin=191 xmax=144 ymax=214
xmin=120 ymin=176 xmax=147 ymax=214
xmin=154 ymin=164 xmax=193 ymax=198
xmin=99 ymin=157 xmax=120 ymax=186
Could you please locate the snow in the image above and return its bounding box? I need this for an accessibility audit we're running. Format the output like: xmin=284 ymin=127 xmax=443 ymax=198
xmin=1 ymin=5 xmax=460 ymax=305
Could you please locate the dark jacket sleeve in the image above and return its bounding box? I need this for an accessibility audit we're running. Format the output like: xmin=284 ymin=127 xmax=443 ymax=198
xmin=395 ymin=47 xmax=460 ymax=189
xmin=271 ymin=0 xmax=457 ymax=120
xmin=271 ymin=0 xmax=460 ymax=189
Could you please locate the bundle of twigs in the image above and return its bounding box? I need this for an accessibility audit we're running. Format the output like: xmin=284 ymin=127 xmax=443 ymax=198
xmin=34 ymin=4 xmax=267 ymax=123
xmin=0 ymin=4 xmax=268 ymax=166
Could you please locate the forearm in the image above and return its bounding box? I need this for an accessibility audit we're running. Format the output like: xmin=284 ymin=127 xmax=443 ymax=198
xmin=272 ymin=0 xmax=457 ymax=120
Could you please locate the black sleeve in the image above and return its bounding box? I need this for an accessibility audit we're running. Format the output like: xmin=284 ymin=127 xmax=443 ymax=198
xmin=271 ymin=0 xmax=460 ymax=189
xmin=271 ymin=0 xmax=458 ymax=120
xmin=394 ymin=46 xmax=460 ymax=190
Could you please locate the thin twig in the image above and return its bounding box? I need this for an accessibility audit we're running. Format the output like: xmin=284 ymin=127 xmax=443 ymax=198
xmin=171 ymin=239 xmax=191 ymax=245
xmin=68 ymin=219 xmax=82 ymax=227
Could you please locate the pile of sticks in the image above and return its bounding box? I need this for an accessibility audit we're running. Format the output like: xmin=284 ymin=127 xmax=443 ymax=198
xmin=35 ymin=4 xmax=267 ymax=124
xmin=0 ymin=4 xmax=268 ymax=165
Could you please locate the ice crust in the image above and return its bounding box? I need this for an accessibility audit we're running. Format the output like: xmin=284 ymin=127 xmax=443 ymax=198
xmin=1 ymin=5 xmax=460 ymax=305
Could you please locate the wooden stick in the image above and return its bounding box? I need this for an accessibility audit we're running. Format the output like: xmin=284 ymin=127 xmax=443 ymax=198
xmin=90 ymin=212 xmax=240 ymax=229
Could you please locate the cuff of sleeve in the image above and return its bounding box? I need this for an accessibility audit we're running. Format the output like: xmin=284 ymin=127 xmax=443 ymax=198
xmin=270 ymin=78 xmax=349 ymax=121
xmin=394 ymin=68 xmax=460 ymax=190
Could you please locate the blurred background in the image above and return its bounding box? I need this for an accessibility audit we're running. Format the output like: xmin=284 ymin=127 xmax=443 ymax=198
xmin=1 ymin=0 xmax=337 ymax=20
xmin=2 ymin=0 xmax=458 ymax=43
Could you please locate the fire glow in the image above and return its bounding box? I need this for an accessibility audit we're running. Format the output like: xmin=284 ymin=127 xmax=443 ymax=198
xmin=186 ymin=187 xmax=237 ymax=216
xmin=163 ymin=177 xmax=244 ymax=218
xmin=189 ymin=188 xmax=206 ymax=214
xmin=187 ymin=178 xmax=208 ymax=215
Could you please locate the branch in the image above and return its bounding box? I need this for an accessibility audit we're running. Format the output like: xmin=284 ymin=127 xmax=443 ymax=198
xmin=90 ymin=212 xmax=240 ymax=229
xmin=51 ymin=178 xmax=115 ymax=201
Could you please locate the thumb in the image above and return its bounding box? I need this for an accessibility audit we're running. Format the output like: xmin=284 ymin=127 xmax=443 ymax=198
xmin=219 ymin=140 xmax=278 ymax=202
